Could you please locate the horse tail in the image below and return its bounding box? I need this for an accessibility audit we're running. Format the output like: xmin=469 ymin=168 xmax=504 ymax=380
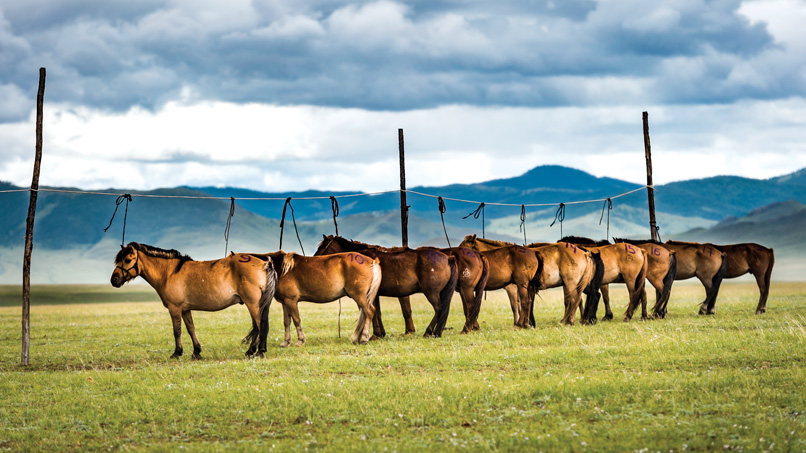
xmin=581 ymin=251 xmax=605 ymax=324
xmin=435 ymin=256 xmax=459 ymax=336
xmin=634 ymin=251 xmax=648 ymax=300
xmin=468 ymin=255 xmax=490 ymax=327
xmin=760 ymin=248 xmax=774 ymax=311
xmin=653 ymin=251 xmax=677 ymax=316
xmin=243 ymin=258 xmax=278 ymax=350
xmin=367 ymin=257 xmax=382 ymax=313
xmin=527 ymin=253 xmax=544 ymax=328
xmin=705 ymin=252 xmax=728 ymax=313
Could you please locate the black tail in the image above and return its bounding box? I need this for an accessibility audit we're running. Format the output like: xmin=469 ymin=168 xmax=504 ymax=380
xmin=243 ymin=259 xmax=277 ymax=354
xmin=434 ymin=256 xmax=459 ymax=336
xmin=526 ymin=253 xmax=544 ymax=327
xmin=653 ymin=252 xmax=677 ymax=317
xmin=581 ymin=252 xmax=605 ymax=324
xmin=704 ymin=252 xmax=728 ymax=313
xmin=468 ymin=255 xmax=490 ymax=327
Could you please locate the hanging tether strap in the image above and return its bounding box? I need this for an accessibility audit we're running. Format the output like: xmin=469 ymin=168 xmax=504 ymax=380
xmin=279 ymin=197 xmax=305 ymax=255
xmin=224 ymin=197 xmax=235 ymax=257
xmin=463 ymin=202 xmax=486 ymax=238
xmin=655 ymin=225 xmax=662 ymax=242
xmin=330 ymin=196 xmax=340 ymax=236
xmin=520 ymin=204 xmax=527 ymax=244
xmin=599 ymin=198 xmax=612 ymax=242
xmin=550 ymin=203 xmax=566 ymax=239
xmin=103 ymin=194 xmax=132 ymax=247
xmin=438 ymin=196 xmax=451 ymax=248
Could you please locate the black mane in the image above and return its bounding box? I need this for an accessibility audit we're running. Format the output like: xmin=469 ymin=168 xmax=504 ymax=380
xmin=612 ymin=238 xmax=661 ymax=245
xmin=116 ymin=242 xmax=193 ymax=272
xmin=560 ymin=236 xmax=611 ymax=246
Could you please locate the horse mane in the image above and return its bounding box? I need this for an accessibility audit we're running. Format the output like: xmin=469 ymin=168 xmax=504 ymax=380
xmin=473 ymin=237 xmax=516 ymax=247
xmin=266 ymin=251 xmax=295 ymax=277
xmin=318 ymin=235 xmax=407 ymax=254
xmin=612 ymin=237 xmax=661 ymax=245
xmin=665 ymin=240 xmax=703 ymax=245
xmin=119 ymin=242 xmax=193 ymax=272
xmin=560 ymin=236 xmax=610 ymax=246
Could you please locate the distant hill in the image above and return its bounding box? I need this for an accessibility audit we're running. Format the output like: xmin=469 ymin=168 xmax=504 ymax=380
xmin=1 ymin=164 xmax=805 ymax=283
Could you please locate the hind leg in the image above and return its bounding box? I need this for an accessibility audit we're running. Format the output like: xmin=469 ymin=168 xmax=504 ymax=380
xmin=350 ymin=295 xmax=375 ymax=345
xmin=753 ymin=270 xmax=769 ymax=314
xmin=280 ymin=302 xmax=293 ymax=348
xmin=372 ymin=295 xmax=387 ymax=338
xmin=515 ymin=285 xmax=532 ymax=329
xmin=181 ymin=311 xmax=202 ymax=360
xmin=503 ymin=284 xmax=520 ymax=325
xmin=458 ymin=287 xmax=476 ymax=334
xmin=696 ymin=275 xmax=718 ymax=315
xmin=560 ymin=283 xmax=584 ymax=326
xmin=398 ymin=296 xmax=416 ymax=335
xmin=600 ymin=285 xmax=613 ymax=321
xmin=422 ymin=291 xmax=443 ymax=337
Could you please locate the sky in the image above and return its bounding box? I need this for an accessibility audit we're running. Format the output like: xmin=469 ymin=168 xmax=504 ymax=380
xmin=1 ymin=0 xmax=805 ymax=193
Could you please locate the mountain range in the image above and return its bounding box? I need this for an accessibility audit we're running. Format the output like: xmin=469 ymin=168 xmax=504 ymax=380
xmin=1 ymin=165 xmax=805 ymax=283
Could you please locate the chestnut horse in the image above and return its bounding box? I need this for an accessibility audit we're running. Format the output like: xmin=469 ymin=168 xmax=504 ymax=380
xmin=612 ymin=238 xmax=678 ymax=319
xmin=253 ymin=251 xmax=381 ymax=346
xmin=111 ymin=243 xmax=277 ymax=359
xmin=460 ymin=235 xmax=601 ymax=326
xmin=438 ymin=247 xmax=490 ymax=333
xmin=667 ymin=241 xmax=773 ymax=314
xmin=314 ymin=236 xmax=459 ymax=338
xmin=455 ymin=237 xmax=543 ymax=328
xmin=560 ymin=237 xmax=650 ymax=323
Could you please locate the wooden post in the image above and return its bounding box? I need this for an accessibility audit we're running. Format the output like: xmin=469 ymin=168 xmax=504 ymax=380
xmin=643 ymin=111 xmax=659 ymax=242
xmin=22 ymin=68 xmax=46 ymax=365
xmin=398 ymin=128 xmax=408 ymax=247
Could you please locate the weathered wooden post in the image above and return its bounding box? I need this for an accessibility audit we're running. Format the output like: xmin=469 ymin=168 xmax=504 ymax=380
xmin=398 ymin=128 xmax=409 ymax=247
xmin=643 ymin=111 xmax=659 ymax=242
xmin=22 ymin=67 xmax=46 ymax=365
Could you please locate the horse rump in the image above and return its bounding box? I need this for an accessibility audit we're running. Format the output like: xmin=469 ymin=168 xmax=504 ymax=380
xmin=433 ymin=256 xmax=459 ymax=337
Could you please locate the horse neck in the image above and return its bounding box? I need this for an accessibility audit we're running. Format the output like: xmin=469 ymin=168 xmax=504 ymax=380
xmin=137 ymin=253 xmax=179 ymax=291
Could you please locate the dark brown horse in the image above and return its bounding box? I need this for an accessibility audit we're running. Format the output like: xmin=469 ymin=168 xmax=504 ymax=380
xmin=437 ymin=247 xmax=490 ymax=333
xmin=461 ymin=236 xmax=600 ymax=326
xmin=254 ymin=251 xmax=381 ymax=346
xmin=612 ymin=238 xmax=678 ymax=319
xmin=561 ymin=236 xmax=650 ymax=322
xmin=314 ymin=236 xmax=459 ymax=338
xmin=667 ymin=241 xmax=774 ymax=314
xmin=111 ymin=243 xmax=277 ymax=359
xmin=457 ymin=236 xmax=543 ymax=328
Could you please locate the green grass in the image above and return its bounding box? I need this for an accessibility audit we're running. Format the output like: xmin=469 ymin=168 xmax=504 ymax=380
xmin=1 ymin=282 xmax=804 ymax=451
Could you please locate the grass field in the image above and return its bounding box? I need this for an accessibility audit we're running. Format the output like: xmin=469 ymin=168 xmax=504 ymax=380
xmin=1 ymin=282 xmax=804 ymax=451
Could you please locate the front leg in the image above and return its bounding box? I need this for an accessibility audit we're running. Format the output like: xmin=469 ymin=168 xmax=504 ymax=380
xmin=182 ymin=311 xmax=202 ymax=360
xmin=280 ymin=302 xmax=293 ymax=348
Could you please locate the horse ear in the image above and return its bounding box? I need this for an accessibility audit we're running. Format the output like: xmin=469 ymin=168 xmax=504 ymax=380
xmin=472 ymin=234 xmax=477 ymax=240
xmin=323 ymin=234 xmax=327 ymax=239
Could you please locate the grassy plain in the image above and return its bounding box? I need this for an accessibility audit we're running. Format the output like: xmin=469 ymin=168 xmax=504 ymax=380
xmin=1 ymin=282 xmax=804 ymax=451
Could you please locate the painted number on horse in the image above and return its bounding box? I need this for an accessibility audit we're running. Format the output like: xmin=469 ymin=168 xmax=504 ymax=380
xmin=347 ymin=253 xmax=365 ymax=265
xmin=238 ymin=255 xmax=252 ymax=263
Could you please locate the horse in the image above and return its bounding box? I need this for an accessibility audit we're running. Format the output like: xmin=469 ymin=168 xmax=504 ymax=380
xmin=460 ymin=235 xmax=601 ymax=326
xmin=667 ymin=241 xmax=773 ymax=314
xmin=249 ymin=251 xmax=382 ymax=346
xmin=612 ymin=238 xmax=678 ymax=319
xmin=560 ymin=236 xmax=649 ymax=322
xmin=437 ymin=247 xmax=490 ymax=333
xmin=314 ymin=236 xmax=459 ymax=338
xmin=110 ymin=242 xmax=277 ymax=359
xmin=456 ymin=236 xmax=543 ymax=329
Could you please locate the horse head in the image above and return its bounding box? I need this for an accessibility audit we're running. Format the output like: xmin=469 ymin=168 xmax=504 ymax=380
xmin=111 ymin=242 xmax=141 ymax=287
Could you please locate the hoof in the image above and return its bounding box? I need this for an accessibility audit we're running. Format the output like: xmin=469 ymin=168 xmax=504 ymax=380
xmin=623 ymin=316 xmax=632 ymax=322
xmin=191 ymin=353 xmax=202 ymax=360
xmin=755 ymin=309 xmax=766 ymax=315
xmin=602 ymin=314 xmax=613 ymax=321
xmin=279 ymin=341 xmax=290 ymax=348
xmin=295 ymin=340 xmax=305 ymax=347
xmin=169 ymin=353 xmax=181 ymax=359
xmin=369 ymin=335 xmax=382 ymax=341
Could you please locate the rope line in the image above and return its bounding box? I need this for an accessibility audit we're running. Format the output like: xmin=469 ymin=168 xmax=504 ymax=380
xmin=550 ymin=203 xmax=566 ymax=239
xmin=463 ymin=202 xmax=486 ymax=238
xmin=405 ymin=185 xmax=651 ymax=207
xmin=279 ymin=197 xmax=305 ymax=255
xmin=520 ymin=205 xmax=527 ymax=245
xmin=438 ymin=196 xmax=451 ymax=248
xmin=224 ymin=197 xmax=235 ymax=257
xmin=599 ymin=198 xmax=613 ymax=242
xmin=330 ymin=196 xmax=340 ymax=236
xmin=103 ymin=194 xmax=132 ymax=247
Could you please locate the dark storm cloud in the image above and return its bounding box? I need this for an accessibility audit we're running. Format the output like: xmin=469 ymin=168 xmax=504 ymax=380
xmin=0 ymin=0 xmax=797 ymax=121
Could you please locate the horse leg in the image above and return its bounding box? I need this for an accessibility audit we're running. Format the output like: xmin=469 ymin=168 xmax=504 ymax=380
xmin=422 ymin=291 xmax=442 ymax=338
xmin=279 ymin=298 xmax=306 ymax=347
xmin=601 ymin=285 xmax=613 ymax=321
xmin=623 ymin=281 xmax=642 ymax=322
xmin=398 ymin=296 xmax=416 ymax=335
xmin=560 ymin=283 xmax=580 ymax=326
xmin=181 ymin=310 xmax=202 ymax=360
xmin=516 ymin=285 xmax=532 ymax=329
xmin=289 ymin=301 xmax=306 ymax=347
xmin=280 ymin=302 xmax=293 ymax=348
xmin=458 ymin=286 xmax=475 ymax=334
xmin=752 ymin=269 xmax=769 ymax=315
xmin=504 ymin=284 xmax=520 ymax=326
xmin=350 ymin=294 xmax=375 ymax=345
xmin=371 ymin=295 xmax=387 ymax=339
xmin=168 ymin=307 xmax=183 ymax=359
xmin=696 ymin=273 xmax=717 ymax=315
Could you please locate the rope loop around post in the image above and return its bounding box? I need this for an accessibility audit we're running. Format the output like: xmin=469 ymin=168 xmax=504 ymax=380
xmin=438 ymin=196 xmax=451 ymax=248
xmin=103 ymin=194 xmax=132 ymax=247
xmin=550 ymin=202 xmax=566 ymax=239
xmin=463 ymin=202 xmax=486 ymax=238
xmin=279 ymin=197 xmax=305 ymax=255
xmin=519 ymin=204 xmax=527 ymax=245
xmin=224 ymin=197 xmax=235 ymax=257
xmin=599 ymin=198 xmax=613 ymax=242
xmin=330 ymin=196 xmax=340 ymax=236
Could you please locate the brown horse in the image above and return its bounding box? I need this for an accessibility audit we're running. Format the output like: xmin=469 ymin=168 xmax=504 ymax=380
xmin=437 ymin=247 xmax=490 ymax=333
xmin=461 ymin=235 xmax=601 ymax=326
xmin=252 ymin=251 xmax=381 ymax=346
xmin=667 ymin=241 xmax=774 ymax=314
xmin=314 ymin=236 xmax=459 ymax=338
xmin=642 ymin=240 xmax=727 ymax=315
xmin=110 ymin=243 xmax=277 ymax=359
xmin=561 ymin=237 xmax=650 ymax=322
xmin=457 ymin=236 xmax=543 ymax=328
xmin=612 ymin=238 xmax=678 ymax=319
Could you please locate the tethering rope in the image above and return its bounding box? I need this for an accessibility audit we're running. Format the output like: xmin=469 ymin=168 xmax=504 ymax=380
xmin=224 ymin=197 xmax=235 ymax=257
xmin=103 ymin=194 xmax=132 ymax=247
xmin=520 ymin=205 xmax=527 ymax=244
xmin=550 ymin=203 xmax=566 ymax=239
xmin=438 ymin=196 xmax=451 ymax=248
xmin=330 ymin=196 xmax=340 ymax=236
xmin=599 ymin=198 xmax=613 ymax=242
xmin=279 ymin=197 xmax=305 ymax=255
xmin=463 ymin=202 xmax=486 ymax=238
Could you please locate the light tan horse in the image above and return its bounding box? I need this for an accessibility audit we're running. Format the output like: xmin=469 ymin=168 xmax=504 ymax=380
xmin=460 ymin=235 xmax=601 ymax=326
xmin=668 ymin=241 xmax=774 ymax=314
xmin=560 ymin=236 xmax=650 ymax=322
xmin=661 ymin=240 xmax=727 ymax=315
xmin=111 ymin=242 xmax=277 ymax=359
xmin=612 ymin=238 xmax=678 ymax=319
xmin=250 ymin=251 xmax=382 ymax=346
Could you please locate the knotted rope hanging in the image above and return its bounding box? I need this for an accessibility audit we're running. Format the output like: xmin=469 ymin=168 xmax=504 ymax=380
xmin=599 ymin=198 xmax=612 ymax=242
xmin=224 ymin=197 xmax=235 ymax=257
xmin=279 ymin=197 xmax=305 ymax=255
xmin=550 ymin=203 xmax=566 ymax=239
xmin=520 ymin=204 xmax=527 ymax=244
xmin=654 ymin=225 xmax=662 ymax=242
xmin=463 ymin=202 xmax=486 ymax=238
xmin=330 ymin=196 xmax=340 ymax=236
xmin=103 ymin=194 xmax=132 ymax=247
xmin=438 ymin=196 xmax=451 ymax=248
